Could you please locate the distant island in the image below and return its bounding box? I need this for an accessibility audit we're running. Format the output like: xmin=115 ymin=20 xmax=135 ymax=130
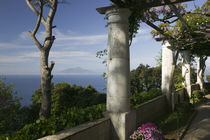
xmin=59 ymin=67 xmax=96 ymax=75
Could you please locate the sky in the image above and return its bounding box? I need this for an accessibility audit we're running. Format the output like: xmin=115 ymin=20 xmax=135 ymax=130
xmin=0 ymin=0 xmax=209 ymax=75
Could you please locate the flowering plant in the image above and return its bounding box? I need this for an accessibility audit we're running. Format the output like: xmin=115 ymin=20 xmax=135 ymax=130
xmin=130 ymin=122 xmax=164 ymax=140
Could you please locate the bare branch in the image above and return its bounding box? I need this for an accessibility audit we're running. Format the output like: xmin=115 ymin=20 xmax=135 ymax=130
xmin=31 ymin=1 xmax=43 ymax=36
xmin=42 ymin=0 xmax=57 ymax=49
xmin=27 ymin=0 xmax=44 ymax=50
xmin=28 ymin=31 xmax=42 ymax=50
xmin=52 ymin=25 xmax=56 ymax=29
xmin=25 ymin=0 xmax=46 ymax=25
xmin=46 ymin=0 xmax=58 ymax=26
xmin=49 ymin=61 xmax=55 ymax=71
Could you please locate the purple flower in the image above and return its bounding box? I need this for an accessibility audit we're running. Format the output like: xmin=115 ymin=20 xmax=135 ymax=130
xmin=130 ymin=122 xmax=164 ymax=140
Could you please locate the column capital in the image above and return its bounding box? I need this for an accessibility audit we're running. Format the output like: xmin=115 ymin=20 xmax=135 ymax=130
xmin=106 ymin=7 xmax=131 ymax=25
xmin=162 ymin=40 xmax=173 ymax=50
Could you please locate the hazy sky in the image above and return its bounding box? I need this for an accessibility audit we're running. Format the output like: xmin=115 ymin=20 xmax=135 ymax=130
xmin=0 ymin=0 xmax=209 ymax=75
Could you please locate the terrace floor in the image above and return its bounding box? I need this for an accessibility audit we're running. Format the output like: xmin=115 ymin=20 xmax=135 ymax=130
xmin=183 ymin=94 xmax=210 ymax=140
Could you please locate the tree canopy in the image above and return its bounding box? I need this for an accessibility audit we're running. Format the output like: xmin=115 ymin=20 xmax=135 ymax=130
xmin=110 ymin=0 xmax=209 ymax=56
xmin=150 ymin=1 xmax=209 ymax=56
xmin=175 ymin=8 xmax=210 ymax=56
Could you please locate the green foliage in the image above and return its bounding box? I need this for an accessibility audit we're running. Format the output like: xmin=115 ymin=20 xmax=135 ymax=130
xmin=174 ymin=83 xmax=184 ymax=90
xmin=175 ymin=7 xmax=210 ymax=56
xmin=0 ymin=77 xmax=20 ymax=108
xmin=0 ymin=77 xmax=41 ymax=135
xmin=206 ymin=75 xmax=210 ymax=83
xmin=0 ymin=77 xmax=22 ymax=134
xmin=128 ymin=8 xmax=147 ymax=44
xmin=174 ymin=63 xmax=197 ymax=87
xmin=156 ymin=103 xmax=194 ymax=139
xmin=192 ymin=90 xmax=205 ymax=100
xmin=32 ymin=82 xmax=106 ymax=115
xmin=110 ymin=0 xmax=149 ymax=45
xmin=2 ymin=104 xmax=106 ymax=140
xmin=130 ymin=64 xmax=161 ymax=95
xmin=96 ymin=49 xmax=107 ymax=79
xmin=202 ymin=0 xmax=209 ymax=10
xmin=0 ymin=81 xmax=106 ymax=138
xmin=130 ymin=89 xmax=162 ymax=107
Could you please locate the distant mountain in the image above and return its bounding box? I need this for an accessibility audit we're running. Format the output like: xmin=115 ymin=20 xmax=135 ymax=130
xmin=60 ymin=67 xmax=96 ymax=75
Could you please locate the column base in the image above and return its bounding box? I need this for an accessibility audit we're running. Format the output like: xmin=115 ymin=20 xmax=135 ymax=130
xmin=104 ymin=111 xmax=136 ymax=140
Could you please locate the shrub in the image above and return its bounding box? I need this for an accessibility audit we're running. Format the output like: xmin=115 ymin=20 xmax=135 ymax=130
xmin=0 ymin=77 xmax=23 ymax=134
xmin=174 ymin=83 xmax=184 ymax=89
xmin=32 ymin=83 xmax=106 ymax=115
xmin=2 ymin=104 xmax=106 ymax=140
xmin=130 ymin=89 xmax=162 ymax=107
xmin=155 ymin=103 xmax=194 ymax=139
xmin=192 ymin=90 xmax=205 ymax=100
xmin=130 ymin=122 xmax=164 ymax=140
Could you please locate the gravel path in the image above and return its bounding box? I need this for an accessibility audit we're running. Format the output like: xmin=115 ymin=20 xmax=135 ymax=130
xmin=182 ymin=94 xmax=210 ymax=140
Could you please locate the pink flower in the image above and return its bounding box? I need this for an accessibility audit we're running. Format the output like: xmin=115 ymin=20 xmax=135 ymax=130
xmin=130 ymin=122 xmax=164 ymax=140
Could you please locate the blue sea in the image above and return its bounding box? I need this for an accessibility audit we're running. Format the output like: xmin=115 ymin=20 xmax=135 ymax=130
xmin=3 ymin=75 xmax=106 ymax=106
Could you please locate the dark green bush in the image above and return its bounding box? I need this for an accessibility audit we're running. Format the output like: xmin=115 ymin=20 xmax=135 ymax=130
xmin=156 ymin=103 xmax=194 ymax=139
xmin=192 ymin=90 xmax=205 ymax=100
xmin=0 ymin=77 xmax=23 ymax=134
xmin=174 ymin=83 xmax=184 ymax=90
xmin=130 ymin=89 xmax=162 ymax=107
xmin=32 ymin=82 xmax=106 ymax=115
xmin=0 ymin=81 xmax=106 ymax=139
xmin=130 ymin=64 xmax=161 ymax=95
xmin=1 ymin=104 xmax=106 ymax=140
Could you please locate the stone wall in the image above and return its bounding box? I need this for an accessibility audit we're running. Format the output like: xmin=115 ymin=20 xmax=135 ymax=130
xmin=205 ymin=83 xmax=210 ymax=93
xmin=135 ymin=95 xmax=167 ymax=127
xmin=39 ymin=85 xmax=202 ymax=140
xmin=39 ymin=117 xmax=110 ymax=140
xmin=174 ymin=88 xmax=188 ymax=104
xmin=191 ymin=84 xmax=200 ymax=91
xmin=39 ymin=96 xmax=168 ymax=140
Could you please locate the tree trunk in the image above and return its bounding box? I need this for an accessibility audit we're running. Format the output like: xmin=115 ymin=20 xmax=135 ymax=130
xmin=25 ymin=0 xmax=57 ymax=119
xmin=39 ymin=50 xmax=53 ymax=119
xmin=197 ymin=56 xmax=207 ymax=92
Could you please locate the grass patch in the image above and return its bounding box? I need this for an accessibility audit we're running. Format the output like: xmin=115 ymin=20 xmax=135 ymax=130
xmin=155 ymin=103 xmax=194 ymax=140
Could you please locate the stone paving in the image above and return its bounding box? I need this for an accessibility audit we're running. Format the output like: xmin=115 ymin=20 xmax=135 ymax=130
xmin=183 ymin=94 xmax=210 ymax=140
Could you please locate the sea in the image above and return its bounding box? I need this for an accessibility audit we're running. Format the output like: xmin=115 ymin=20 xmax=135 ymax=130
xmin=3 ymin=75 xmax=106 ymax=106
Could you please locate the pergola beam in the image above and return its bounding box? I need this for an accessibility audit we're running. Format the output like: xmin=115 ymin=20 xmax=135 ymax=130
xmin=145 ymin=20 xmax=176 ymax=41
xmin=130 ymin=0 xmax=192 ymax=9
xmin=167 ymin=3 xmax=193 ymax=34
xmin=97 ymin=0 xmax=192 ymax=14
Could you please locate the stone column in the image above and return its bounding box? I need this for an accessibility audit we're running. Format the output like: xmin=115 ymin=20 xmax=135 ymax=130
xmin=181 ymin=50 xmax=191 ymax=97
xmin=162 ymin=41 xmax=174 ymax=105
xmin=197 ymin=57 xmax=202 ymax=86
xmin=105 ymin=7 xmax=133 ymax=140
xmin=197 ymin=57 xmax=205 ymax=91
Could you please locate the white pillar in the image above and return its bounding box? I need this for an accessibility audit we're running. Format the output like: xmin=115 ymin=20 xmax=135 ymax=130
xmin=105 ymin=7 xmax=132 ymax=140
xmin=197 ymin=57 xmax=201 ymax=84
xmin=106 ymin=8 xmax=130 ymax=113
xmin=162 ymin=41 xmax=174 ymax=105
xmin=197 ymin=57 xmax=204 ymax=91
xmin=181 ymin=50 xmax=191 ymax=97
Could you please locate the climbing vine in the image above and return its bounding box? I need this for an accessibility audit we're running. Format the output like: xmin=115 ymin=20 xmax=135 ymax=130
xmin=174 ymin=7 xmax=210 ymax=56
